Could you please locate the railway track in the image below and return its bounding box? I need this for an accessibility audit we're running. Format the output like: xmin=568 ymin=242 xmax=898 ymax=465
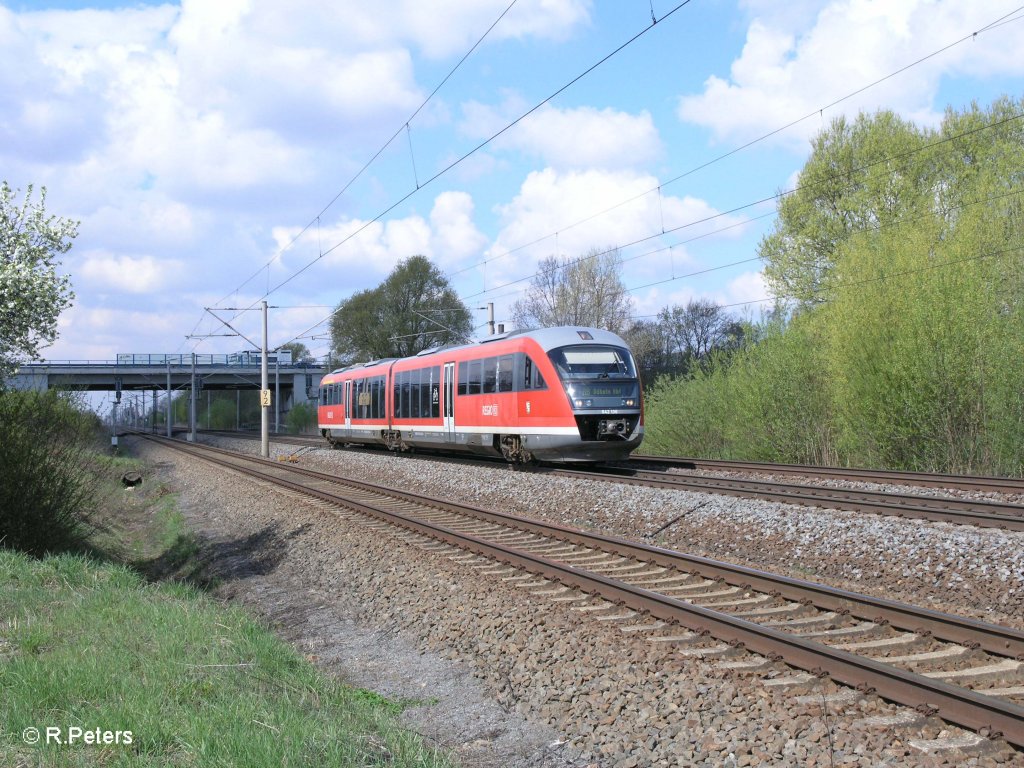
xmin=201 ymin=430 xmax=1024 ymax=532
xmin=142 ymin=434 xmax=1024 ymax=750
xmin=547 ymin=465 xmax=1024 ymax=532
xmin=633 ymin=455 xmax=1024 ymax=495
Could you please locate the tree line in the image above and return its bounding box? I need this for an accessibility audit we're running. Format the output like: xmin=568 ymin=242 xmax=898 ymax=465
xmin=644 ymin=96 xmax=1024 ymax=475
xmin=328 ymin=96 xmax=1023 ymax=476
xmin=328 ymin=248 xmax=748 ymax=384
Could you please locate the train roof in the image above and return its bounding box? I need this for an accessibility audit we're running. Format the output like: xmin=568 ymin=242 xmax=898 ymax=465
xmin=325 ymin=326 xmax=629 ymax=378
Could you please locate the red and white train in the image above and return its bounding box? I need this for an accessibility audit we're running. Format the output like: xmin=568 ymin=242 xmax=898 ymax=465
xmin=317 ymin=326 xmax=643 ymax=463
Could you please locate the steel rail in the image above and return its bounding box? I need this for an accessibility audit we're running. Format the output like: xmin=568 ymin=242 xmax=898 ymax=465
xmin=141 ymin=434 xmax=1024 ymax=747
xmin=633 ymin=455 xmax=1024 ymax=494
xmin=546 ymin=465 xmax=1024 ymax=532
xmin=199 ymin=429 xmax=1024 ymax=531
xmin=147 ymin=435 xmax=1024 ymax=657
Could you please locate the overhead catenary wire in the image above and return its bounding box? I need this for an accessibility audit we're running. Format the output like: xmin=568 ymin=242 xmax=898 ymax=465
xmin=460 ymin=111 xmax=1024 ymax=306
xmin=626 ymin=186 xmax=1024 ymax=316
xmin=274 ymin=128 xmax=1024 ymax=353
xmin=196 ymin=4 xmax=1023 ymax=354
xmin=276 ymin=184 xmax=1022 ymax=355
xmin=444 ymin=5 xmax=1024 ymax=283
xmin=182 ymin=0 xmax=524 ymax=351
xmin=224 ymin=0 xmax=697 ymax=324
xmin=709 ymin=243 xmax=1024 ymax=314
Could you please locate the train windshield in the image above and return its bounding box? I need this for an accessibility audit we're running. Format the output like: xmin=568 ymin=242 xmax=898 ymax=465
xmin=548 ymin=345 xmax=640 ymax=407
xmin=548 ymin=345 xmax=636 ymax=380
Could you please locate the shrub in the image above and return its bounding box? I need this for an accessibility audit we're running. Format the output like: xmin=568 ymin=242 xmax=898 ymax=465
xmin=0 ymin=389 xmax=101 ymax=555
xmin=285 ymin=401 xmax=316 ymax=434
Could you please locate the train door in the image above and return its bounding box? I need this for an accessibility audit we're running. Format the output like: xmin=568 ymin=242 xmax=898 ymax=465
xmin=343 ymin=380 xmax=352 ymax=436
xmin=443 ymin=362 xmax=455 ymax=441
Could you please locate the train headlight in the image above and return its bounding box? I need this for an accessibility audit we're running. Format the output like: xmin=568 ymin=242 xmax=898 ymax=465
xmin=574 ymin=399 xmax=584 ymax=408
xmin=624 ymin=398 xmax=635 ymax=406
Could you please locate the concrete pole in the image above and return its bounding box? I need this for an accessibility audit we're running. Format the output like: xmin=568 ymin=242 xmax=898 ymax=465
xmin=487 ymin=302 xmax=495 ymax=335
xmin=261 ymin=300 xmax=269 ymax=457
xmin=166 ymin=361 xmax=172 ymax=437
xmin=236 ymin=390 xmax=240 ymax=430
xmin=274 ymin=358 xmax=280 ymax=434
xmin=189 ymin=352 xmax=197 ymax=442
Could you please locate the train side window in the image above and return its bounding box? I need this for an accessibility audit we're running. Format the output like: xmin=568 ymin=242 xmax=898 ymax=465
xmin=468 ymin=359 xmax=483 ymax=395
xmin=393 ymin=372 xmax=402 ymax=419
xmin=497 ymin=354 xmax=514 ymax=393
xmin=419 ymin=368 xmax=428 ymax=417
xmin=483 ymin=356 xmax=497 ymax=394
xmin=410 ymin=369 xmax=421 ymax=418
xmin=430 ymin=366 xmax=440 ymax=417
xmin=402 ymin=375 xmax=413 ymax=420
xmin=457 ymin=362 xmax=468 ymax=395
xmin=372 ymin=376 xmax=383 ymax=419
xmin=527 ymin=356 xmax=546 ymax=390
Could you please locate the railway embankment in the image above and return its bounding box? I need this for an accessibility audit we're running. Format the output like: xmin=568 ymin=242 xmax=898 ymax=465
xmin=147 ymin=434 xmax=1023 ymax=765
xmin=0 ymin=441 xmax=457 ymax=768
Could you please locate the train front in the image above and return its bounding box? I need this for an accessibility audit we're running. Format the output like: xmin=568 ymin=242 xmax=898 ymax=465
xmin=538 ymin=328 xmax=644 ymax=462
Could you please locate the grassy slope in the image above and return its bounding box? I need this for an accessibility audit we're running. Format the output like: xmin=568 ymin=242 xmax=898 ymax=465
xmin=0 ymin=451 xmax=451 ymax=768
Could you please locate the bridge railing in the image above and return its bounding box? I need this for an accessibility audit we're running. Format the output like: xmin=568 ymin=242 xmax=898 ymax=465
xmin=25 ymin=356 xmax=329 ymax=369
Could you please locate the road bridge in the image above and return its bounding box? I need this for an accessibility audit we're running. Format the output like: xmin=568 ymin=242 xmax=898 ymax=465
xmin=8 ymin=352 xmax=326 ymax=436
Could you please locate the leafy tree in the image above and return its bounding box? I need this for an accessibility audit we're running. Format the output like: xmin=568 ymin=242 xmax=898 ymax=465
xmin=658 ymin=299 xmax=730 ymax=369
xmin=0 ymin=183 xmax=77 ymax=379
xmin=278 ymin=341 xmax=315 ymax=364
xmin=330 ymin=255 xmax=472 ymax=365
xmin=511 ymin=248 xmax=632 ymax=332
xmin=644 ymin=96 xmax=1024 ymax=475
xmin=760 ymin=111 xmax=928 ymax=305
xmin=619 ymin=319 xmax=671 ymax=385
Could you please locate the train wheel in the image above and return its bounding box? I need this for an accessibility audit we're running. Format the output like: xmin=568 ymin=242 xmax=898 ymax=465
xmin=499 ymin=435 xmax=532 ymax=464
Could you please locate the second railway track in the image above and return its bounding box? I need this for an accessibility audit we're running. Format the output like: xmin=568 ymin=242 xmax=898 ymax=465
xmin=201 ymin=430 xmax=1024 ymax=532
xmin=144 ymin=434 xmax=1024 ymax=749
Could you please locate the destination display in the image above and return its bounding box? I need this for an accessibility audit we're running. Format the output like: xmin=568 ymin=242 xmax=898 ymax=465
xmin=570 ymin=382 xmax=638 ymax=399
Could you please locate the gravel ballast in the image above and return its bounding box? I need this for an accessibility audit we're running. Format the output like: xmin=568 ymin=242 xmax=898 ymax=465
xmin=133 ymin=437 xmax=1024 ymax=766
xmin=240 ymin=438 xmax=1024 ymax=629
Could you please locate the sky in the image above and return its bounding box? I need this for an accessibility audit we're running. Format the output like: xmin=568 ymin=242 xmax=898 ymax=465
xmin=3 ymin=0 xmax=1022 ymax=363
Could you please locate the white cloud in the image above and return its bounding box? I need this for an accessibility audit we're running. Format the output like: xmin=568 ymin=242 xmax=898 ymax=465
xmin=429 ymin=191 xmax=490 ymax=265
xmin=50 ymin=302 xmax=191 ymax=360
xmin=390 ymin=0 xmax=592 ymax=59
xmin=725 ymin=269 xmax=769 ymax=307
xmin=461 ymin=99 xmax=661 ymax=170
xmin=78 ymin=252 xmax=183 ymax=294
xmin=677 ymin=0 xmax=1024 ymax=146
xmin=270 ymin=190 xmax=488 ymax=286
xmin=483 ymin=168 xmax=749 ymax=304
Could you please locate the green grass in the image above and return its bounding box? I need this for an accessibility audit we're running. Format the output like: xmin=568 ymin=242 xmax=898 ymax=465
xmin=0 ymin=550 xmax=451 ymax=767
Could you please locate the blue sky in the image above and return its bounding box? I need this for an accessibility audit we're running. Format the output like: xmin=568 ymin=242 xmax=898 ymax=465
xmin=2 ymin=0 xmax=1022 ymax=361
